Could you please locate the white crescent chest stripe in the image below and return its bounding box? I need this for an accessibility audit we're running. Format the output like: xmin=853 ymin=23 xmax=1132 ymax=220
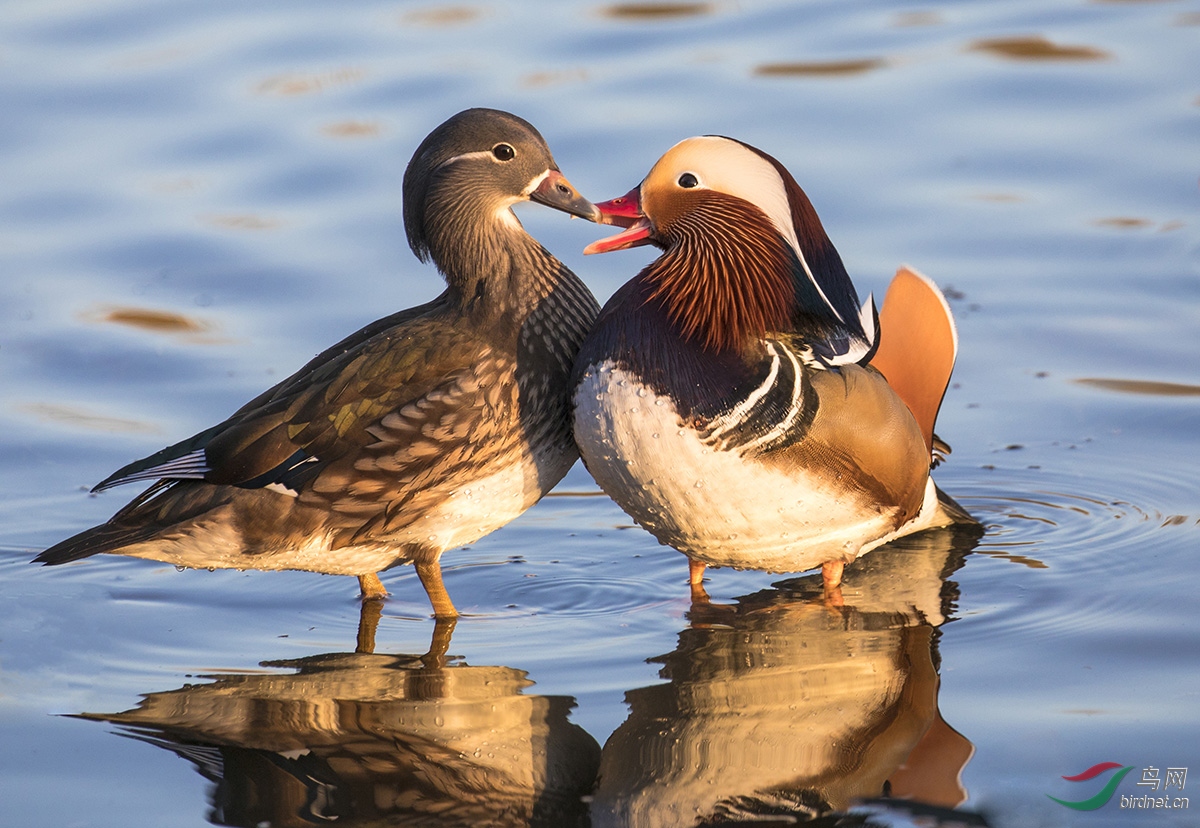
xmin=701 ymin=339 xmax=807 ymax=455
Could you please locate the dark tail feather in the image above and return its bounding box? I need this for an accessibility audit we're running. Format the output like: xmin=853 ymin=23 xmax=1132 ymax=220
xmin=35 ymin=480 xmax=177 ymax=565
xmin=35 ymin=522 xmax=157 ymax=565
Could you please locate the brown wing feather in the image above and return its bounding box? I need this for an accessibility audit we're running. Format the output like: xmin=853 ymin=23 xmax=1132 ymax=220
xmin=761 ymin=364 xmax=929 ymax=520
xmin=868 ymin=267 xmax=958 ymax=454
xmin=202 ymin=309 xmax=493 ymax=485
xmin=332 ymin=354 xmax=523 ymax=543
xmin=92 ymin=300 xmax=449 ymax=490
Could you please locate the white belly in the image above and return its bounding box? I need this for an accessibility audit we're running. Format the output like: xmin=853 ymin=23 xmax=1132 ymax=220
xmin=574 ymin=362 xmax=904 ymax=573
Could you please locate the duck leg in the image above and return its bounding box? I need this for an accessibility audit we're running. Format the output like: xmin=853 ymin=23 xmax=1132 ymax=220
xmin=422 ymin=617 xmax=458 ymax=668
xmin=356 ymin=598 xmax=384 ymax=654
xmin=688 ymin=559 xmax=709 ymax=603
xmin=358 ymin=572 xmax=388 ymax=600
xmin=416 ymin=560 xmax=459 ymax=618
xmin=821 ymin=559 xmax=844 ymax=589
xmin=822 ymin=560 xmax=845 ymax=607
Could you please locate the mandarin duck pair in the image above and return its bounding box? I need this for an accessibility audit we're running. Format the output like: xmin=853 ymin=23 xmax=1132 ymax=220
xmin=38 ymin=108 xmax=968 ymax=616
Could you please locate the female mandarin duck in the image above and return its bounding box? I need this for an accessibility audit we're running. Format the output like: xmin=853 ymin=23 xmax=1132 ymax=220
xmin=37 ymin=108 xmax=601 ymax=618
xmin=573 ymin=135 xmax=967 ymax=599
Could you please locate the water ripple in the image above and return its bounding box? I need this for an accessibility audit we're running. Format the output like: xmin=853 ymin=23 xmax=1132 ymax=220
xmin=600 ymin=3 xmax=713 ymax=21
xmin=754 ymin=58 xmax=888 ymax=78
xmin=954 ymin=464 xmax=1197 ymax=572
xmin=941 ymin=462 xmax=1198 ymax=644
xmin=1074 ymin=377 xmax=1200 ymax=396
xmin=488 ymin=570 xmax=678 ymax=618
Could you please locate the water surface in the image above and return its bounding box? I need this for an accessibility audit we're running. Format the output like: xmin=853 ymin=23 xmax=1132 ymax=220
xmin=1 ymin=1 xmax=1198 ymax=826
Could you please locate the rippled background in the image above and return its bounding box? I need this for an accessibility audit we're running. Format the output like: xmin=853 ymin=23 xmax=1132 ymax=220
xmin=1 ymin=1 xmax=1197 ymax=826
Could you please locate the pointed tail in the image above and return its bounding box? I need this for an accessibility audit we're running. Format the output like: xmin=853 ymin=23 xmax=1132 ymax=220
xmin=35 ymin=480 xmax=178 ymax=565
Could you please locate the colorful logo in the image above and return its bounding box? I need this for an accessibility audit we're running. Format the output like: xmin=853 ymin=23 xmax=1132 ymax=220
xmin=1047 ymin=762 xmax=1135 ymax=811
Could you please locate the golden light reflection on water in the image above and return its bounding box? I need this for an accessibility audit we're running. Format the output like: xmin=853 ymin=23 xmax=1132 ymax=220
xmin=85 ymin=306 xmax=213 ymax=335
xmin=522 ymin=68 xmax=590 ymax=88
xmin=401 ymin=5 xmax=484 ymax=27
xmin=254 ymin=67 xmax=366 ymax=96
xmin=755 ymin=57 xmax=887 ymax=78
xmin=600 ymin=2 xmax=713 ymax=21
xmin=974 ymin=545 xmax=1050 ymax=569
xmin=1093 ymin=216 xmax=1154 ymax=229
xmin=321 ymin=119 xmax=384 ymax=139
xmin=968 ymin=35 xmax=1111 ymax=62
xmin=1075 ymin=377 xmax=1200 ymax=396
xmin=19 ymin=403 xmax=162 ymax=435
xmin=79 ymin=305 xmax=231 ymax=347
xmin=1091 ymin=217 xmax=1187 ymax=231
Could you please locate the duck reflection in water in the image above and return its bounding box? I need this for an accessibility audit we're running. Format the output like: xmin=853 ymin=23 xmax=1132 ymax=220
xmin=80 ymin=639 xmax=600 ymax=828
xmin=592 ymin=523 xmax=989 ymax=828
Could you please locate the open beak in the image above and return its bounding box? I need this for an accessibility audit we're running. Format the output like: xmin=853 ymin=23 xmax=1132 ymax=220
xmin=529 ymin=170 xmax=601 ymax=222
xmin=583 ymin=186 xmax=654 ymax=255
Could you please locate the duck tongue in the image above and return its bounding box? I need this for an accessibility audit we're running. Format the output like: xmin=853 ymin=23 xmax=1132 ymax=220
xmin=583 ymin=187 xmax=653 ymax=254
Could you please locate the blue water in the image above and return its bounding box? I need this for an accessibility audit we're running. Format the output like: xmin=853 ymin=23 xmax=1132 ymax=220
xmin=2 ymin=1 xmax=1198 ymax=826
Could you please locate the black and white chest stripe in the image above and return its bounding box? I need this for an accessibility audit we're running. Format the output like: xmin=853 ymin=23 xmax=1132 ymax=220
xmin=693 ymin=291 xmax=878 ymax=459
xmin=697 ymin=338 xmax=816 ymax=457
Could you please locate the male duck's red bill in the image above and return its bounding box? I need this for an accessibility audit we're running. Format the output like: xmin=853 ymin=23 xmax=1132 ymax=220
xmin=583 ymin=187 xmax=653 ymax=254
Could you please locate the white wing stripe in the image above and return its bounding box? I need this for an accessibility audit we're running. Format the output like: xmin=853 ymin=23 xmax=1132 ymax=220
xmin=731 ymin=340 xmax=806 ymax=455
xmin=97 ymin=449 xmax=210 ymax=490
xmin=704 ymin=342 xmax=782 ymax=443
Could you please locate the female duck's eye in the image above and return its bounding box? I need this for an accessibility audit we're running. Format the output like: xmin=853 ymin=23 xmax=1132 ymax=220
xmin=678 ymin=172 xmax=699 ymax=188
xmin=492 ymin=143 xmax=515 ymax=161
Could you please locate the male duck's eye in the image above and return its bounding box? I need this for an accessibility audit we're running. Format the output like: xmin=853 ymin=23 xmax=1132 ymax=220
xmin=492 ymin=143 xmax=515 ymax=161
xmin=678 ymin=172 xmax=699 ymax=188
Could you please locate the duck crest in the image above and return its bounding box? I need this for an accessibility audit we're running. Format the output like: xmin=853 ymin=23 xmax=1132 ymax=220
xmin=733 ymin=140 xmax=864 ymax=337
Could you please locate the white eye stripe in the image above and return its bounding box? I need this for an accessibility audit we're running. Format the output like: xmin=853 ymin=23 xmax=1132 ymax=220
xmin=436 ymin=149 xmax=502 ymax=169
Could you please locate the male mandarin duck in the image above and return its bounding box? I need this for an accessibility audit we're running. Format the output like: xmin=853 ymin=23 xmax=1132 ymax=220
xmin=36 ymin=108 xmax=601 ymax=618
xmin=573 ymin=135 xmax=968 ymax=599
